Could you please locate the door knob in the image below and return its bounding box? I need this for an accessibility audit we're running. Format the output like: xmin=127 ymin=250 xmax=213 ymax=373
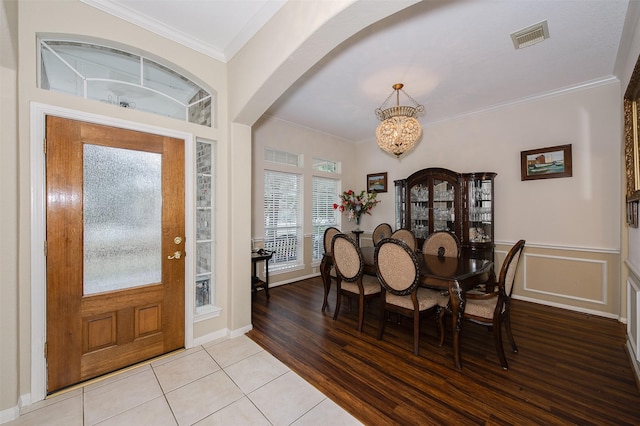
xmin=168 ymin=251 xmax=183 ymax=259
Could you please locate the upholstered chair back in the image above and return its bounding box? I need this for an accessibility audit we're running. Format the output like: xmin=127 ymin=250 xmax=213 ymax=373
xmin=375 ymin=238 xmax=419 ymax=296
xmin=372 ymin=223 xmax=393 ymax=246
xmin=390 ymin=228 xmax=417 ymax=251
xmin=422 ymin=231 xmax=460 ymax=258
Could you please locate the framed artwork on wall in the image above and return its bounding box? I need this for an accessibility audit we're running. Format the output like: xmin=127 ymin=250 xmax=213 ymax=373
xmin=367 ymin=172 xmax=388 ymax=193
xmin=627 ymin=200 xmax=639 ymax=228
xmin=520 ymin=144 xmax=572 ymax=181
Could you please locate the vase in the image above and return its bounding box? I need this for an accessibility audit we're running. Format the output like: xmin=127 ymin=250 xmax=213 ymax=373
xmin=355 ymin=215 xmax=361 ymax=231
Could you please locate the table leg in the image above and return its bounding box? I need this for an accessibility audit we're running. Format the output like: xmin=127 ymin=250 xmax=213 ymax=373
xmin=320 ymin=254 xmax=331 ymax=311
xmin=264 ymin=260 xmax=270 ymax=300
xmin=449 ymin=281 xmax=465 ymax=369
xmin=252 ymin=262 xmax=258 ymax=298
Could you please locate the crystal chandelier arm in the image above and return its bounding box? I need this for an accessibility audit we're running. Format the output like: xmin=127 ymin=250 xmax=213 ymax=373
xmin=398 ymin=88 xmax=425 ymax=113
xmin=375 ymin=83 xmax=424 ymax=121
xmin=375 ymin=90 xmax=396 ymax=120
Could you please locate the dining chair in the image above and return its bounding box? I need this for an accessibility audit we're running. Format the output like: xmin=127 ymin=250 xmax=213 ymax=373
xmin=390 ymin=228 xmax=417 ymax=251
xmin=375 ymin=238 xmax=449 ymax=355
xmin=372 ymin=223 xmax=393 ymax=246
xmin=422 ymin=231 xmax=460 ymax=258
xmin=331 ymin=233 xmax=381 ymax=332
xmin=323 ymin=226 xmax=341 ymax=256
xmin=439 ymin=239 xmax=526 ymax=369
xmin=321 ymin=227 xmax=341 ymax=311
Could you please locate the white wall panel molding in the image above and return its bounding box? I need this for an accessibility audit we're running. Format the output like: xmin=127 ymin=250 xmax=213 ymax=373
xmin=626 ymin=258 xmax=640 ymax=281
xmin=523 ymin=252 xmax=607 ymax=304
xmin=495 ymin=240 xmax=620 ymax=254
xmin=625 ymin=262 xmax=639 ymax=364
xmin=513 ymin=294 xmax=619 ymax=320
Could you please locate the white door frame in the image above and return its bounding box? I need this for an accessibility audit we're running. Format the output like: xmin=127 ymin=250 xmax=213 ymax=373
xmin=29 ymin=102 xmax=195 ymax=403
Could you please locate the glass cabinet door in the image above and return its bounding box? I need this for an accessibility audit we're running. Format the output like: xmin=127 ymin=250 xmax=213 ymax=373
xmin=466 ymin=173 xmax=495 ymax=246
xmin=432 ymin=178 xmax=455 ymax=234
xmin=395 ymin=179 xmax=406 ymax=231
xmin=409 ymin=183 xmax=429 ymax=238
xmin=396 ymin=168 xmax=495 ymax=261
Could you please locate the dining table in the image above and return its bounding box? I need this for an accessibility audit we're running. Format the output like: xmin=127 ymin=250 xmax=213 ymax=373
xmin=320 ymin=245 xmax=494 ymax=369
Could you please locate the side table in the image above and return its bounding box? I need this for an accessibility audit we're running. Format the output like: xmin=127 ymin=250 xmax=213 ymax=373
xmin=351 ymin=229 xmax=364 ymax=246
xmin=251 ymin=250 xmax=273 ymax=299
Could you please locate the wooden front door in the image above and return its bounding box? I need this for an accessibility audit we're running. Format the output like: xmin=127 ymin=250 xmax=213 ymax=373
xmin=45 ymin=116 xmax=185 ymax=393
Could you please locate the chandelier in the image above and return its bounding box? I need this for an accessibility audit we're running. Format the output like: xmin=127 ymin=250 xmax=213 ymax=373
xmin=375 ymin=83 xmax=424 ymax=158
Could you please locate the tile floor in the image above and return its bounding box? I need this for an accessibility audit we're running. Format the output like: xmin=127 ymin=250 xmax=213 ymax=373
xmin=8 ymin=335 xmax=361 ymax=426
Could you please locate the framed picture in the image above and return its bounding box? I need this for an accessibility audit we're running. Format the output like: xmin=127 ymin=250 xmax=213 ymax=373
xmin=367 ymin=172 xmax=388 ymax=193
xmin=628 ymin=200 xmax=639 ymax=228
xmin=520 ymin=144 xmax=572 ymax=181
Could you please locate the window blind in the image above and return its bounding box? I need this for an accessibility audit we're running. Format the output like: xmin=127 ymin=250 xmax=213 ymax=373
xmin=264 ymin=170 xmax=303 ymax=270
xmin=312 ymin=176 xmax=339 ymax=261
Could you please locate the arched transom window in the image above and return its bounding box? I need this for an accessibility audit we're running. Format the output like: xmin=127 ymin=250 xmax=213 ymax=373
xmin=39 ymin=39 xmax=213 ymax=127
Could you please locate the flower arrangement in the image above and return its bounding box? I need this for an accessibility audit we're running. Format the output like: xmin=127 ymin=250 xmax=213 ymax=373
xmin=333 ymin=189 xmax=379 ymax=224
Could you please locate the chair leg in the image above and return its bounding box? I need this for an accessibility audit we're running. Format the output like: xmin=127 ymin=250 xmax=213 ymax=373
xmin=504 ymin=312 xmax=518 ymax=353
xmin=493 ymin=319 xmax=508 ymax=370
xmin=413 ymin=310 xmax=420 ymax=356
xmin=333 ymin=283 xmax=342 ymax=321
xmin=357 ymin=293 xmax=365 ymax=332
xmin=377 ymin=303 xmax=386 ymax=341
xmin=437 ymin=307 xmax=446 ymax=347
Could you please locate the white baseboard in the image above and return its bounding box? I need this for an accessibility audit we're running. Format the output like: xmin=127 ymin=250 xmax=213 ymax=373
xmin=626 ymin=340 xmax=640 ymax=391
xmin=270 ymin=272 xmax=320 ymax=288
xmin=229 ymin=325 xmax=253 ymax=338
xmin=192 ymin=328 xmax=229 ymax=347
xmin=191 ymin=324 xmax=254 ymax=347
xmin=0 ymin=404 xmax=19 ymax=424
xmin=512 ymin=294 xmax=620 ymax=320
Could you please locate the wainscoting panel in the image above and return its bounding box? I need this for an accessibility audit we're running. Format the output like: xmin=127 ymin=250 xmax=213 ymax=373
xmin=524 ymin=253 xmax=606 ymax=304
xmin=496 ymin=242 xmax=620 ymax=318
xmin=627 ymin=271 xmax=639 ymax=363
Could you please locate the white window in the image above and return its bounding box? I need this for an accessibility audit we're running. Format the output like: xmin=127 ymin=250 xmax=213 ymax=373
xmin=312 ymin=176 xmax=339 ymax=261
xmin=264 ymin=170 xmax=303 ymax=271
xmin=265 ymin=147 xmax=301 ymax=167
xmin=195 ymin=139 xmax=217 ymax=317
xmin=312 ymin=158 xmax=340 ymax=174
xmin=39 ymin=39 xmax=213 ymax=127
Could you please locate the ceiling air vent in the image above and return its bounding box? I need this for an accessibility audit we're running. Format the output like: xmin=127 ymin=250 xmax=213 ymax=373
xmin=511 ymin=20 xmax=549 ymax=49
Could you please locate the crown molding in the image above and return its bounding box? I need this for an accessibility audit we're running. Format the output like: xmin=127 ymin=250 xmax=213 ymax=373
xmin=81 ymin=0 xmax=226 ymax=61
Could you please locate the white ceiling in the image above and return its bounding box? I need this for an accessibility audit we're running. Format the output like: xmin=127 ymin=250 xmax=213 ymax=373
xmin=83 ymin=0 xmax=630 ymax=143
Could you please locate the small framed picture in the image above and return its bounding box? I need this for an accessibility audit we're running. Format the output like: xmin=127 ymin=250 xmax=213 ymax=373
xmin=628 ymin=200 xmax=639 ymax=228
xmin=367 ymin=172 xmax=388 ymax=193
xmin=520 ymin=144 xmax=572 ymax=181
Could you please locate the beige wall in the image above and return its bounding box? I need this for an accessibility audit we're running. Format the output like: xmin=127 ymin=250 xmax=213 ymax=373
xmin=354 ymin=81 xmax=623 ymax=317
xmin=356 ymin=80 xmax=624 ymax=317
xmin=2 ymin=0 xmax=417 ymax=417
xmin=1 ymin=0 xmax=19 ymax=415
xmin=251 ymin=115 xmax=357 ymax=283
xmin=3 ymin=0 xmax=638 ymax=418
xmin=3 ymin=0 xmax=233 ymax=416
xmin=617 ymin=0 xmax=640 ymax=384
xmin=254 ymin=81 xmax=624 ymax=318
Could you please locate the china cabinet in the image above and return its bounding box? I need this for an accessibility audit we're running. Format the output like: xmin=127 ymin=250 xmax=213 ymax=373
xmin=395 ymin=168 xmax=496 ymax=261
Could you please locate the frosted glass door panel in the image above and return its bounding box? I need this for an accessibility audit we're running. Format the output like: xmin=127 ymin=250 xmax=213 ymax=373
xmin=83 ymin=144 xmax=162 ymax=295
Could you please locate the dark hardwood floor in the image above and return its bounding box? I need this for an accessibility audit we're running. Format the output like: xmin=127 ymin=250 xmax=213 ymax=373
xmin=247 ymin=276 xmax=640 ymax=425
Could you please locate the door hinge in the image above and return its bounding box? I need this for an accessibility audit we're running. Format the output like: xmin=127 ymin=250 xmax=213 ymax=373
xmin=44 ymin=241 xmax=47 ymax=257
xmin=44 ymin=342 xmax=47 ymax=359
xmin=43 ymin=138 xmax=46 ymax=155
